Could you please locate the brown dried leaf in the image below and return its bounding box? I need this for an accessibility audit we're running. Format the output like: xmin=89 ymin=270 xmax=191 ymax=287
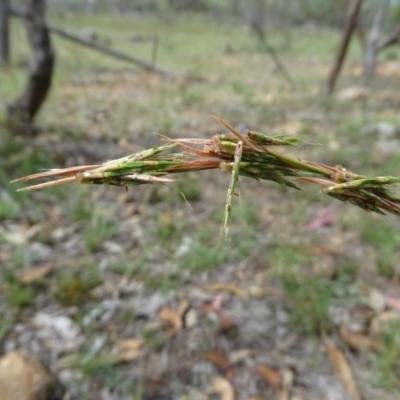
xmin=257 ymin=365 xmax=281 ymax=388
xmin=121 ymin=203 xmax=137 ymax=218
xmin=325 ymin=339 xmax=361 ymax=400
xmin=209 ymin=376 xmax=235 ymax=400
xmin=115 ymin=338 xmax=144 ymax=351
xmin=158 ymin=306 xmax=183 ymax=333
xmin=204 ymin=297 xmax=236 ymax=334
xmin=204 ymin=283 xmax=247 ymax=299
xmin=177 ymin=299 xmax=190 ymax=316
xmin=17 ymin=264 xmax=53 ymax=284
xmin=158 ymin=299 xmax=191 ymax=335
xmin=114 ymin=338 xmax=145 ymax=362
xmin=113 ymin=352 xmax=142 ymax=363
xmin=228 ymin=349 xmax=253 ymax=365
xmin=339 ymin=326 xmax=380 ymax=353
xmin=98 ymin=351 xmax=137 ymax=366
xmin=204 ymin=349 xmax=230 ymax=371
xmin=218 ymin=312 xmax=237 ymax=333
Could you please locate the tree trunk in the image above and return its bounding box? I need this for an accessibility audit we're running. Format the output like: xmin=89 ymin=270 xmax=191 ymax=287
xmin=7 ymin=0 xmax=54 ymax=133
xmin=0 ymin=0 xmax=9 ymax=65
xmin=363 ymin=0 xmax=389 ymax=80
xmin=326 ymin=0 xmax=363 ymax=94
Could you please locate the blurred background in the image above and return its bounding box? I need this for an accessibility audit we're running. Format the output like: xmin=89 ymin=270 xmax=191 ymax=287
xmin=1 ymin=1 xmax=400 ymax=399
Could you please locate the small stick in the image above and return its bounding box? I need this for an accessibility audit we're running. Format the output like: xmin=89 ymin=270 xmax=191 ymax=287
xmin=222 ymin=140 xmax=243 ymax=238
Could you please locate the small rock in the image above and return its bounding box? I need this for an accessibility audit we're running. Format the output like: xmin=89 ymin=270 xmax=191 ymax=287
xmin=0 ymin=351 xmax=64 ymax=400
xmin=174 ymin=236 xmax=193 ymax=258
xmin=103 ymin=240 xmax=124 ymax=254
xmin=99 ymin=388 xmax=115 ymax=400
xmin=132 ymin=293 xmax=165 ymax=319
xmin=367 ymin=288 xmax=386 ymax=313
xmin=276 ymin=310 xmax=290 ymax=324
xmin=375 ymin=122 xmax=398 ymax=139
xmin=276 ymin=325 xmax=288 ymax=337
xmin=32 ymin=313 xmax=83 ymax=353
xmin=29 ymin=242 xmax=52 ymax=261
xmin=51 ymin=226 xmax=76 ymax=242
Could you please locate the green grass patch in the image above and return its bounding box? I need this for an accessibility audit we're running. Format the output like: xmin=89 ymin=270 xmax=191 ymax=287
xmin=372 ymin=319 xmax=400 ymax=389
xmin=0 ymin=198 xmax=20 ymax=220
xmin=176 ymin=174 xmax=202 ymax=202
xmin=66 ymin=188 xmax=93 ymax=222
xmin=0 ymin=136 xmax=53 ymax=181
xmin=2 ymin=268 xmax=37 ymax=307
xmin=155 ymin=213 xmax=179 ymax=246
xmin=6 ymin=283 xmax=36 ymax=307
xmin=108 ymin=251 xmax=184 ymax=292
xmin=54 ymin=263 xmax=102 ymax=306
xmin=178 ymin=227 xmax=257 ymax=272
xmin=270 ymin=245 xmax=313 ymax=276
xmin=83 ymin=208 xmax=119 ymax=253
xmin=0 ymin=318 xmax=14 ymax=344
xmin=280 ymin=270 xmax=361 ymax=337
xmin=9 ymin=245 xmax=35 ymax=270
xmin=360 ymin=217 xmax=400 ymax=277
xmin=376 ymin=154 xmax=400 ymax=177
xmin=272 ymin=244 xmax=361 ymax=335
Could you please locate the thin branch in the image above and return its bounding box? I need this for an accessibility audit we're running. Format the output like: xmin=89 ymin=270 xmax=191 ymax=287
xmin=9 ymin=6 xmax=176 ymax=79
xmin=327 ymin=0 xmax=364 ymax=94
xmin=250 ymin=21 xmax=296 ymax=89
xmin=363 ymin=0 xmax=390 ymax=80
xmin=376 ymin=24 xmax=400 ymax=51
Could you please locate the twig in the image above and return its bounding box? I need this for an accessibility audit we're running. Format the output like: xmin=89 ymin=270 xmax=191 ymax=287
xmin=9 ymin=6 xmax=176 ymax=79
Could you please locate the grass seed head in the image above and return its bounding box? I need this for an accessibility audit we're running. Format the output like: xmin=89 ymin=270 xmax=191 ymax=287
xmin=11 ymin=116 xmax=400 ymax=231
